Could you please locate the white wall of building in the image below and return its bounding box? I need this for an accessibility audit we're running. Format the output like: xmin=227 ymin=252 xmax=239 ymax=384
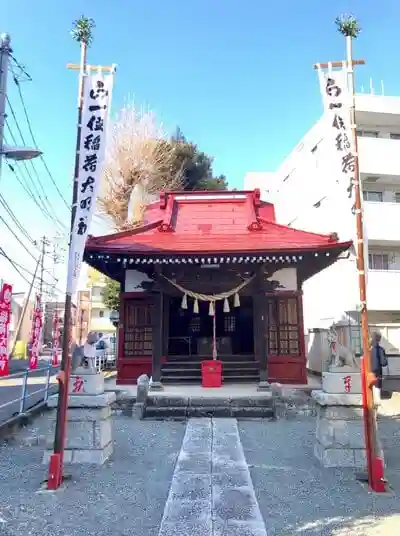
xmin=245 ymin=94 xmax=400 ymax=346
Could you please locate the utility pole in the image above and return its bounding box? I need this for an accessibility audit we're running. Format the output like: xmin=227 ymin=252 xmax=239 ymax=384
xmin=39 ymin=236 xmax=49 ymax=297
xmin=37 ymin=235 xmax=50 ymax=347
xmin=0 ymin=33 xmax=11 ymax=179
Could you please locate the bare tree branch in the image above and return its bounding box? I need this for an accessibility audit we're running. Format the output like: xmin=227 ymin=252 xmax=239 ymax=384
xmin=98 ymin=102 xmax=184 ymax=231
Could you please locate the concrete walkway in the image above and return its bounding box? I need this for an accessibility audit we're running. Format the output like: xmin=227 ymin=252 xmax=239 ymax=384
xmin=0 ymin=411 xmax=399 ymax=535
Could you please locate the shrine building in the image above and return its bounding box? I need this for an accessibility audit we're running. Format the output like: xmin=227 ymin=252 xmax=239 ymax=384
xmin=84 ymin=189 xmax=351 ymax=386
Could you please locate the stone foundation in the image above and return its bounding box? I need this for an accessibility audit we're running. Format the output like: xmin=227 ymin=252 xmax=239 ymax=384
xmin=322 ymin=371 xmax=362 ymax=394
xmin=43 ymin=375 xmax=116 ymax=465
xmin=312 ymin=390 xmax=368 ymax=469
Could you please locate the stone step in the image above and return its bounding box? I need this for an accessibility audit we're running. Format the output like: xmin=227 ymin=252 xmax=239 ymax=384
xmin=147 ymin=395 xmax=275 ymax=408
xmin=144 ymin=405 xmax=275 ymax=420
xmin=160 ymin=375 xmax=260 ymax=384
xmin=166 ymin=354 xmax=256 ymax=362
xmin=162 ymin=360 xmax=259 ymax=368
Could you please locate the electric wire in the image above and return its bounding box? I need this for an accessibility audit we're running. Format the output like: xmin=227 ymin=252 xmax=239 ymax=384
xmin=0 ymin=211 xmax=39 ymax=263
xmin=3 ymin=122 xmax=66 ymax=234
xmin=0 ymin=248 xmax=33 ymax=286
xmin=4 ymin=99 xmax=67 ymax=232
xmin=0 ymin=193 xmax=35 ymax=244
xmin=11 ymin=72 xmax=70 ymax=211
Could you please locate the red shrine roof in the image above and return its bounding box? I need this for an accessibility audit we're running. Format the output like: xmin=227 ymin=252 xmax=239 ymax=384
xmin=86 ymin=190 xmax=351 ymax=255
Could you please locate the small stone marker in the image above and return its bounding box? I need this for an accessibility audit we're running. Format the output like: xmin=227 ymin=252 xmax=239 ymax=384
xmin=133 ymin=374 xmax=149 ymax=419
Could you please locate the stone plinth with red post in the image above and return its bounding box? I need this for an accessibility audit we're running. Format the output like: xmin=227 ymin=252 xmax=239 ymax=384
xmin=43 ymin=368 xmax=116 ymax=465
xmin=312 ymin=366 xmax=382 ymax=468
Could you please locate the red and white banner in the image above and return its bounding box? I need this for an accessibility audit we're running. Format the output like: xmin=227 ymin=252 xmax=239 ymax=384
xmin=0 ymin=283 xmax=12 ymax=376
xmin=52 ymin=310 xmax=61 ymax=365
xmin=29 ymin=294 xmax=42 ymax=370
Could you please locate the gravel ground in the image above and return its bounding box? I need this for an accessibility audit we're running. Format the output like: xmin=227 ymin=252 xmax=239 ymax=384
xmin=0 ymin=414 xmax=185 ymax=536
xmin=1 ymin=412 xmax=400 ymax=535
xmin=239 ymin=417 xmax=400 ymax=536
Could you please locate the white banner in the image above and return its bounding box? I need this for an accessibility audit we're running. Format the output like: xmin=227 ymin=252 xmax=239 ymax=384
xmin=317 ymin=67 xmax=368 ymax=278
xmin=317 ymin=67 xmax=355 ymax=188
xmin=67 ymin=73 xmax=114 ymax=295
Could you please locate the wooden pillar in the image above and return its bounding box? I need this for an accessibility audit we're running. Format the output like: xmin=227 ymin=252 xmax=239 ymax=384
xmin=254 ymin=268 xmax=269 ymax=391
xmin=162 ymin=293 xmax=169 ymax=356
xmin=150 ymin=290 xmax=164 ymax=390
xmin=297 ymin=290 xmax=307 ymax=384
xmin=116 ymin=270 xmax=126 ymax=381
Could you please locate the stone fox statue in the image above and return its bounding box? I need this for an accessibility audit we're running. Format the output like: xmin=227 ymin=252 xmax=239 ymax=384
xmin=327 ymin=325 xmax=359 ymax=370
xmin=71 ymin=332 xmax=99 ymax=373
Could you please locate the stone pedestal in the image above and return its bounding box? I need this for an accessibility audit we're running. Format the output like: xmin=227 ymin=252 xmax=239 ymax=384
xmin=312 ymin=390 xmax=382 ymax=469
xmin=322 ymin=370 xmax=362 ymax=394
xmin=43 ymin=372 xmax=116 ymax=465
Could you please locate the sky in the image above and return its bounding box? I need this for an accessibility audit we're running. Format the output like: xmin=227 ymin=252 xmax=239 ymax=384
xmin=1 ymin=0 xmax=400 ymax=296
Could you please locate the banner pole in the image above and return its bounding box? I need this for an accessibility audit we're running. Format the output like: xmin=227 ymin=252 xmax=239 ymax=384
xmin=313 ymin=40 xmax=385 ymax=493
xmin=345 ymin=34 xmax=384 ymax=493
xmin=47 ymin=39 xmax=88 ymax=490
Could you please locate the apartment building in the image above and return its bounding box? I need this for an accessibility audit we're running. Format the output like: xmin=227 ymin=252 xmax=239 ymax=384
xmin=86 ymin=267 xmax=116 ymax=336
xmin=244 ymin=93 xmax=400 ymax=352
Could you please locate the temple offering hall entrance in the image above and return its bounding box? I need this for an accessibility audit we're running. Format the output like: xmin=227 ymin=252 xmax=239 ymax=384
xmin=167 ymin=296 xmax=254 ymax=359
xmin=162 ymin=294 xmax=259 ymax=383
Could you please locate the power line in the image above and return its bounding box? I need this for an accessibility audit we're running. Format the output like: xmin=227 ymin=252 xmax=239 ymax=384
xmin=0 ymin=210 xmax=39 ymax=263
xmin=3 ymin=121 xmax=67 ymax=233
xmin=0 ymin=247 xmax=33 ymax=286
xmin=0 ymin=193 xmax=35 ymax=243
xmin=0 ymin=247 xmax=60 ymax=296
xmin=10 ymin=65 xmax=70 ymax=211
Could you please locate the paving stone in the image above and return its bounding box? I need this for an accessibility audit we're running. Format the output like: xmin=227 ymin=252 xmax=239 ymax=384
xmin=170 ymin=474 xmax=212 ymax=502
xmin=213 ymin=520 xmax=267 ymax=536
xmin=158 ymin=521 xmax=212 ymax=536
xmin=212 ymin=468 xmax=250 ymax=489
xmin=176 ymin=452 xmax=211 ymax=474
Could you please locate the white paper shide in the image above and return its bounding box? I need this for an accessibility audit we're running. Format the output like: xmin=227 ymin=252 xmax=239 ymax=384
xmin=68 ymin=74 xmax=114 ymax=295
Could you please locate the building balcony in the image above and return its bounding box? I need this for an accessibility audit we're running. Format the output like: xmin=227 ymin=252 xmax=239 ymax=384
xmin=364 ymin=201 xmax=400 ymax=244
xmin=89 ymin=318 xmax=116 ymax=333
xmin=358 ymin=137 xmax=400 ymax=177
xmin=91 ymin=295 xmax=106 ymax=308
xmin=367 ymin=270 xmax=400 ymax=311
xmin=356 ymin=95 xmax=400 ymax=127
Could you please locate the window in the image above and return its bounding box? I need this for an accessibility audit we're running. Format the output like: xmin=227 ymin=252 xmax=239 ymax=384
xmin=390 ymin=133 xmax=400 ymax=140
xmin=363 ymin=191 xmax=383 ymax=202
xmin=124 ymin=300 xmax=153 ymax=357
xmin=267 ymin=297 xmax=300 ymax=356
xmin=368 ymin=253 xmax=389 ymax=271
xmin=358 ymin=130 xmax=379 ymax=138
xmin=395 ymin=193 xmax=400 ymax=203
xmin=99 ymin=310 xmax=104 ymax=318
